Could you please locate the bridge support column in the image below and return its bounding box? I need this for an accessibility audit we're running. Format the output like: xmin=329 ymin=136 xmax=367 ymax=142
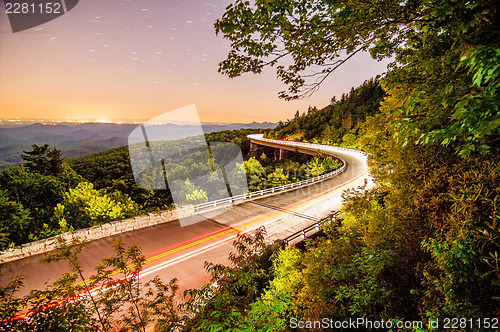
xmin=273 ymin=148 xmax=284 ymax=160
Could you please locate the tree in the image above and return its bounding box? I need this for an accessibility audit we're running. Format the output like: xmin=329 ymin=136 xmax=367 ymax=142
xmin=320 ymin=125 xmax=332 ymax=144
xmin=216 ymin=0 xmax=499 ymax=155
xmin=266 ymin=168 xmax=290 ymax=187
xmin=0 ymin=238 xmax=183 ymax=331
xmin=0 ymin=239 xmax=101 ymax=331
xmin=183 ymin=227 xmax=278 ymax=331
xmin=237 ymin=246 xmax=304 ymax=330
xmin=243 ymin=157 xmax=265 ymax=191
xmin=322 ymin=156 xmax=342 ymax=172
xmin=0 ymin=163 xmax=83 ymax=244
xmin=305 ymin=157 xmax=325 ymax=178
xmin=266 ymin=78 xmax=385 ymax=145
xmin=43 ymin=238 xmax=108 ymax=331
xmin=54 ymin=182 xmax=138 ymax=230
xmin=180 ymin=179 xmax=209 ymax=205
xmin=215 ymin=0 xmax=420 ymax=100
xmin=21 ymin=144 xmax=64 ymax=176
xmin=0 ymin=189 xmax=30 ymax=249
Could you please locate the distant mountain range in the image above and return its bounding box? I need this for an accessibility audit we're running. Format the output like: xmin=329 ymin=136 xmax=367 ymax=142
xmin=0 ymin=122 xmax=277 ymax=166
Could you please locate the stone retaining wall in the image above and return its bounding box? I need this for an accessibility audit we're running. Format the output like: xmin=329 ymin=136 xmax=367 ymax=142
xmin=0 ymin=205 xmax=195 ymax=264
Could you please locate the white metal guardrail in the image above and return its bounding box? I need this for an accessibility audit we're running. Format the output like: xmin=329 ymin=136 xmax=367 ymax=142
xmin=193 ymin=134 xmax=367 ymax=213
xmin=248 ymin=134 xmax=369 ymax=157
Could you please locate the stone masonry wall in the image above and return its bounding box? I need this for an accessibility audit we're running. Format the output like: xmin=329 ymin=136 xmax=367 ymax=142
xmin=0 ymin=205 xmax=195 ymax=264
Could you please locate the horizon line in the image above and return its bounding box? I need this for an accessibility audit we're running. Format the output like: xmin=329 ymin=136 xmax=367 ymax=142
xmin=0 ymin=118 xmax=278 ymax=126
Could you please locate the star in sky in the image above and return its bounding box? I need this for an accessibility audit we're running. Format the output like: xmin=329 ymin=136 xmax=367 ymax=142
xmin=0 ymin=0 xmax=390 ymax=123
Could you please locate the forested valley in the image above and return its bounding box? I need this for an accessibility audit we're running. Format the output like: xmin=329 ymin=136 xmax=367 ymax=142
xmin=0 ymin=127 xmax=341 ymax=250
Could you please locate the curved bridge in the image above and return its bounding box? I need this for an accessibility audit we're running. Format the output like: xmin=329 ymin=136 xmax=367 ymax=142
xmin=248 ymin=133 xmax=370 ymax=191
xmin=248 ymin=134 xmax=367 ymax=159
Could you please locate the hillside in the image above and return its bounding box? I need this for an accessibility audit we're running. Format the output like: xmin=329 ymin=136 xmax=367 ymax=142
xmin=266 ymin=78 xmax=385 ymax=147
xmin=0 ymin=127 xmax=337 ymax=249
xmin=0 ymin=121 xmax=277 ymax=166
xmin=0 ymin=128 xmax=262 ymax=248
xmin=66 ymin=128 xmax=262 ymax=213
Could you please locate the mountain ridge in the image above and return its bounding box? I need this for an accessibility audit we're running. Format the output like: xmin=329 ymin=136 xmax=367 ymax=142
xmin=0 ymin=122 xmax=277 ymax=166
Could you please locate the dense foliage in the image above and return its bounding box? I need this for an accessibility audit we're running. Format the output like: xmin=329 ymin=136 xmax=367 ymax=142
xmin=0 ymin=143 xmax=144 ymax=249
xmin=182 ymin=0 xmax=500 ymax=329
xmin=243 ymin=154 xmax=342 ymax=191
xmin=68 ymin=129 xmax=260 ymax=212
xmin=266 ymin=78 xmax=385 ymax=146
xmin=0 ymin=161 xmax=82 ymax=248
xmin=0 ymin=239 xmax=182 ymax=331
xmin=182 ymin=227 xmax=278 ymax=331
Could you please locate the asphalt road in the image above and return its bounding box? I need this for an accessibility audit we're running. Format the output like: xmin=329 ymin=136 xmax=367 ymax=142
xmin=0 ymin=138 xmax=373 ymax=304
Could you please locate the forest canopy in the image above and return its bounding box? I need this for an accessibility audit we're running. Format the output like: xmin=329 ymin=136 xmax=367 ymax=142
xmin=204 ymin=0 xmax=500 ymax=328
xmin=266 ymin=78 xmax=385 ymax=147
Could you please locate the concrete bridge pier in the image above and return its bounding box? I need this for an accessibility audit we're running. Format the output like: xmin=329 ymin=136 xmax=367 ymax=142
xmin=249 ymin=136 xmax=330 ymax=160
xmin=273 ymin=148 xmax=284 ymax=160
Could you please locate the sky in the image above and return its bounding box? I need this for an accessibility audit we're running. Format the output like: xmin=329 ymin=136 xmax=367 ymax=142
xmin=0 ymin=0 xmax=390 ymax=123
